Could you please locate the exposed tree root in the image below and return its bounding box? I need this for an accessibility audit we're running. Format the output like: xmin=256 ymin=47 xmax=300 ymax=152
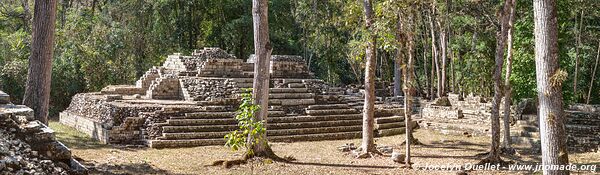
xmin=208 ymin=150 xmax=295 ymax=169
xmin=354 ymin=148 xmax=383 ymax=159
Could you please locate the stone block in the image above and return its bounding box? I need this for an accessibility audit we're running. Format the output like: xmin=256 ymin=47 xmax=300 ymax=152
xmin=0 ymin=91 xmax=9 ymax=104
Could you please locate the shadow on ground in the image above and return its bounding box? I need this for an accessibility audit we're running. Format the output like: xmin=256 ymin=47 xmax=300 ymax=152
xmin=82 ymin=161 xmax=183 ymax=175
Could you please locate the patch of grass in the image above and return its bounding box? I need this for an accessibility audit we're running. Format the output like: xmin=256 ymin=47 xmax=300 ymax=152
xmin=49 ymin=121 xmax=105 ymax=149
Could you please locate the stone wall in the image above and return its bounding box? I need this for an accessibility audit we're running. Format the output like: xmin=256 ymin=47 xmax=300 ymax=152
xmin=196 ymin=59 xmax=244 ymax=77
xmin=1 ymin=90 xmax=87 ymax=174
xmin=146 ymin=75 xmax=182 ymax=100
xmin=180 ymin=78 xmax=239 ymax=101
xmin=248 ymin=55 xmax=313 ymax=78
xmin=566 ymin=109 xmax=600 ymax=152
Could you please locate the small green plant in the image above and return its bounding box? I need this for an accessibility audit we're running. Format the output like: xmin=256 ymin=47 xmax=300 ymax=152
xmin=224 ymin=89 xmax=266 ymax=156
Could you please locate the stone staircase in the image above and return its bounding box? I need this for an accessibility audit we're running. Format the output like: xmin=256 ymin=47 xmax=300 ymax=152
xmin=147 ymin=87 xmax=407 ymax=148
xmin=511 ymin=115 xmax=541 ymax=152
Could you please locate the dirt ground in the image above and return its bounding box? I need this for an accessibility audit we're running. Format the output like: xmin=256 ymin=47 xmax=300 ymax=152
xmin=49 ymin=121 xmax=599 ymax=175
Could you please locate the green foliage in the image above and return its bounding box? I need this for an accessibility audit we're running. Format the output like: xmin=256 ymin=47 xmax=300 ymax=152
xmin=224 ymin=89 xmax=266 ymax=156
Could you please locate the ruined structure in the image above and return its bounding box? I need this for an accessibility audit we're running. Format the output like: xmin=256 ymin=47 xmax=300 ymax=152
xmin=419 ymin=94 xmax=600 ymax=152
xmin=60 ymin=48 xmax=407 ymax=148
xmin=1 ymin=90 xmax=87 ymax=174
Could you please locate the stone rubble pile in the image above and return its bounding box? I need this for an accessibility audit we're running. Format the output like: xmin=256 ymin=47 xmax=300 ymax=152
xmin=1 ymin=90 xmax=86 ymax=174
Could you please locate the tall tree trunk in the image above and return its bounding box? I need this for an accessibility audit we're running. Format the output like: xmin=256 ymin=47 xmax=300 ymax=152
xmin=483 ymin=0 xmax=511 ymax=163
xmin=22 ymin=0 xmax=58 ymax=125
xmin=438 ymin=20 xmax=447 ymax=96
xmin=427 ymin=8 xmax=439 ymax=99
xmin=533 ymin=0 xmax=570 ymax=174
xmin=573 ymin=10 xmax=584 ymax=101
xmin=502 ymin=0 xmax=517 ymax=152
xmin=20 ymin=0 xmax=31 ymax=32
xmin=587 ymin=43 xmax=600 ymax=104
xmin=421 ymin=10 xmax=430 ymax=99
xmin=447 ymin=0 xmax=454 ymax=93
xmin=403 ymin=11 xmax=416 ymax=167
xmin=250 ymin=0 xmax=275 ymax=157
xmin=394 ymin=13 xmax=404 ymax=97
xmin=359 ymin=0 xmax=378 ymax=157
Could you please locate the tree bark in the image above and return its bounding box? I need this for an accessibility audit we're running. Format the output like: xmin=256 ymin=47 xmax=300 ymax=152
xmin=502 ymin=0 xmax=517 ymax=151
xmin=359 ymin=0 xmax=378 ymax=156
xmin=533 ymin=0 xmax=570 ymax=174
xmin=427 ymin=8 xmax=439 ymax=99
xmin=22 ymin=0 xmax=58 ymax=125
xmin=438 ymin=20 xmax=447 ymax=96
xmin=573 ymin=10 xmax=584 ymax=101
xmin=587 ymin=43 xmax=600 ymax=104
xmin=484 ymin=0 xmax=511 ymax=163
xmin=403 ymin=11 xmax=416 ymax=168
xmin=394 ymin=12 xmax=404 ymax=97
xmin=250 ymin=0 xmax=275 ymax=157
xmin=421 ymin=10 xmax=431 ymax=100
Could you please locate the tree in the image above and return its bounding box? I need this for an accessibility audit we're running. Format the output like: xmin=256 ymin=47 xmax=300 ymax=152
xmin=482 ymin=0 xmax=511 ymax=164
xmin=402 ymin=9 xmax=417 ymax=168
xmin=22 ymin=0 xmax=58 ymax=125
xmin=533 ymin=0 xmax=570 ymax=174
xmin=358 ymin=0 xmax=379 ymax=158
xmin=249 ymin=0 xmax=276 ymax=158
xmin=502 ymin=0 xmax=517 ymax=154
xmin=587 ymin=43 xmax=600 ymax=104
xmin=572 ymin=10 xmax=584 ymax=101
xmin=427 ymin=6 xmax=440 ymax=99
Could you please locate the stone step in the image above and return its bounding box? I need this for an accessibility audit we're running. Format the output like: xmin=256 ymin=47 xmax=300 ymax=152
xmin=162 ymin=131 xmax=229 ymax=140
xmin=269 ymin=93 xmax=315 ymax=99
xmin=377 ymin=128 xmax=406 ymax=137
xmin=183 ymin=112 xmax=236 ymax=119
xmin=511 ymin=136 xmax=541 ymax=147
xmin=268 ymin=114 xmax=363 ymax=122
xmin=166 ymin=118 xmax=237 ymax=126
xmin=268 ymin=125 xmax=363 ymax=136
xmin=518 ymin=125 xmax=539 ymax=132
xmin=307 ymin=104 xmax=351 ymax=110
xmin=305 ymin=109 xmax=359 ymax=116
xmin=516 ymin=120 xmax=538 ymax=126
xmin=149 ymin=139 xmax=225 ymax=149
xmin=268 ymin=120 xmax=363 ymax=130
xmin=375 ymin=108 xmax=405 ymax=117
xmin=270 ymin=88 xmax=309 ymax=93
xmin=419 ymin=121 xmax=491 ymax=136
xmin=375 ymin=116 xmax=405 ymax=124
xmin=179 ymin=111 xmax=285 ymax=119
xmin=162 ymin=125 xmax=238 ymax=133
xmin=269 ymin=131 xmax=362 ymax=142
xmin=511 ymin=130 xmax=540 ymax=138
xmin=376 ymin=122 xmax=406 ymax=130
xmin=269 ymin=99 xmax=315 ymax=106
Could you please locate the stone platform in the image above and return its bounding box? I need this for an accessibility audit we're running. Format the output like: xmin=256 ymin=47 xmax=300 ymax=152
xmin=60 ymin=48 xmax=408 ymax=148
xmin=419 ymin=93 xmax=600 ymax=152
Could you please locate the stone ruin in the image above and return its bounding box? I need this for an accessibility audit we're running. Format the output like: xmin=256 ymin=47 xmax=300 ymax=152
xmin=1 ymin=90 xmax=87 ymax=174
xmin=419 ymin=93 xmax=600 ymax=152
xmin=60 ymin=48 xmax=409 ymax=148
